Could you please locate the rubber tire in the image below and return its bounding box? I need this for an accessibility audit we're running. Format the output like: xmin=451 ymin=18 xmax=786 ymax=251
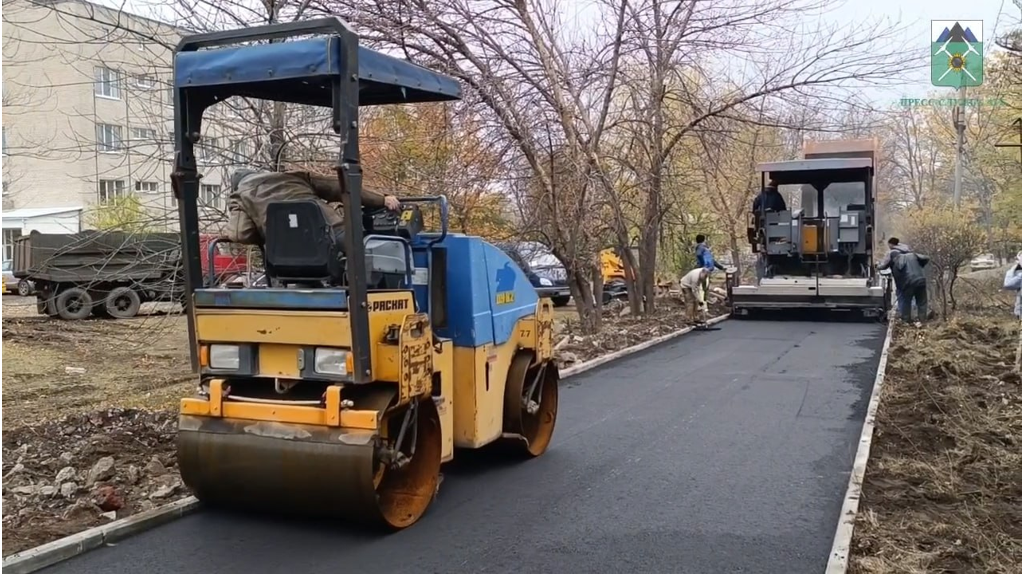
xmin=551 ymin=295 xmax=570 ymax=307
xmin=105 ymin=287 xmax=142 ymax=319
xmin=55 ymin=287 xmax=94 ymax=320
xmin=17 ymin=281 xmax=32 ymax=297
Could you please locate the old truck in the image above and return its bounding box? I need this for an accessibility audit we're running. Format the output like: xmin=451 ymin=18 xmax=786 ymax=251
xmin=726 ymin=139 xmax=891 ymax=319
xmin=13 ymin=231 xmax=246 ymax=319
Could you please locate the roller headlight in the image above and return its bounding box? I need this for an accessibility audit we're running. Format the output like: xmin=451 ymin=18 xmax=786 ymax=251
xmin=209 ymin=344 xmax=240 ymax=370
xmin=538 ymin=277 xmax=553 ymax=286
xmin=314 ymin=348 xmax=350 ymax=376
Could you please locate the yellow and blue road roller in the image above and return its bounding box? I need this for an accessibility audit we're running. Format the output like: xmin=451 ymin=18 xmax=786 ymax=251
xmin=169 ymin=18 xmax=559 ymax=529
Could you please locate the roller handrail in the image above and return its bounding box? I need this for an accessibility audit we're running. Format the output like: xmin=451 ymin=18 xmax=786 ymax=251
xmin=176 ymin=17 xmax=356 ymax=53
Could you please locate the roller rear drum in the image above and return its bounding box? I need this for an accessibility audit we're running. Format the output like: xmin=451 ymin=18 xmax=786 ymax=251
xmin=503 ymin=354 xmax=559 ymax=457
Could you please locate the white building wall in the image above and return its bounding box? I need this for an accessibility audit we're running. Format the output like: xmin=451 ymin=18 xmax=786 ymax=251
xmin=2 ymin=213 xmax=84 ymax=235
xmin=2 ymin=0 xmax=238 ymax=232
xmin=1 ymin=209 xmax=83 ymax=262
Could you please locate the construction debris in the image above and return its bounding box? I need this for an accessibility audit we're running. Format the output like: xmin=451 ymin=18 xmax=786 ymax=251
xmin=1 ymin=409 xmax=185 ymax=556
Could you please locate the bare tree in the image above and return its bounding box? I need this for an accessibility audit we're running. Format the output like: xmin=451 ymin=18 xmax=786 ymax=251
xmin=600 ymin=0 xmax=916 ymax=311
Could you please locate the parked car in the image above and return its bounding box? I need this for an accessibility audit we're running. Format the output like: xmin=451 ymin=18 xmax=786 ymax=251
xmin=970 ymin=253 xmax=998 ymax=272
xmin=602 ymin=278 xmax=629 ymax=304
xmin=498 ymin=242 xmax=572 ymax=307
xmin=2 ymin=259 xmax=34 ymax=296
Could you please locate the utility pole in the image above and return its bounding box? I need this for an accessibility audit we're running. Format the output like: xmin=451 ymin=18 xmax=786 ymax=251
xmin=952 ymin=84 xmax=967 ymax=207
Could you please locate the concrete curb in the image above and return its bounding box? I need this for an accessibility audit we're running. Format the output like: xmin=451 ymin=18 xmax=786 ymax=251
xmin=825 ymin=317 xmax=896 ymax=573
xmin=560 ymin=313 xmax=730 ymax=378
xmin=2 ymin=313 xmax=729 ymax=573
xmin=1 ymin=496 xmax=200 ymax=574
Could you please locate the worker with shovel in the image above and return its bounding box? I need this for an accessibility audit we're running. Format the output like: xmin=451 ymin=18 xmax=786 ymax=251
xmin=679 ymin=267 xmax=710 ymax=327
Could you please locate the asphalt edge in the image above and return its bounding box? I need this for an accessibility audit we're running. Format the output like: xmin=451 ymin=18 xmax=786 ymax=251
xmin=560 ymin=313 xmax=729 ymax=377
xmin=825 ymin=317 xmax=896 ymax=574
xmin=2 ymin=313 xmax=729 ymax=573
xmin=2 ymin=496 xmax=200 ymax=574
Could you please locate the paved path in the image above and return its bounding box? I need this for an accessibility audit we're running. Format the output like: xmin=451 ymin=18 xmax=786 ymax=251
xmin=45 ymin=319 xmax=885 ymax=574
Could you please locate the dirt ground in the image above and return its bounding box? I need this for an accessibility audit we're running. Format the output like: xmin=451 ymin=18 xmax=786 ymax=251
xmin=2 ymin=296 xmax=195 ymax=556
xmin=2 ymin=297 xmax=194 ymax=428
xmin=2 ymin=409 xmax=184 ymax=555
xmin=850 ymin=314 xmax=1022 ymax=574
xmin=2 ymin=291 xmax=714 ymax=556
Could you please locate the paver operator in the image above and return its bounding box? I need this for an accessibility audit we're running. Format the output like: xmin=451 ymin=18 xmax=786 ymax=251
xmin=223 ymin=169 xmax=401 ymax=246
xmin=751 ymin=180 xmax=787 ymax=214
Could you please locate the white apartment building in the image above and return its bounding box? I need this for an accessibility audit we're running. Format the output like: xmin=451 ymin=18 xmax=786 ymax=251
xmin=2 ymin=0 xmax=248 ymax=259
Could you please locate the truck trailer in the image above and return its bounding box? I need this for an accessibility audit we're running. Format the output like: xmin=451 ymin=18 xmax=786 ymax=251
xmin=726 ymin=139 xmax=891 ymax=318
xmin=13 ymin=231 xmax=246 ymax=319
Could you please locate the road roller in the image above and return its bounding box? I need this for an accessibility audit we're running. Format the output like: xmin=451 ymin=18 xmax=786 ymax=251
xmin=169 ymin=18 xmax=559 ymax=530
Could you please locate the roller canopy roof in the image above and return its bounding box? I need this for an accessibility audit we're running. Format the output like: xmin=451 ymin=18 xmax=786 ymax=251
xmin=174 ymin=37 xmax=462 ymax=107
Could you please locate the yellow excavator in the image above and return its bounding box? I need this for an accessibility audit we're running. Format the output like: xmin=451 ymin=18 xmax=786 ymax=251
xmin=170 ymin=18 xmax=559 ymax=530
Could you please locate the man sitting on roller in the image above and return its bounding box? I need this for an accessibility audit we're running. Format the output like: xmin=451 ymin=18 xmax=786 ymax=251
xmin=223 ymin=169 xmax=401 ymax=246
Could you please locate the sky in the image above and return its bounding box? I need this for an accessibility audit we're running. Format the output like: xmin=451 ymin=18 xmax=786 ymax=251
xmin=95 ymin=0 xmax=1019 ymax=107
xmin=820 ymin=0 xmax=1014 ymax=103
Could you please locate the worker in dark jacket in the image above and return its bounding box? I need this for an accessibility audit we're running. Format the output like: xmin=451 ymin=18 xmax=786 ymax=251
xmin=878 ymin=237 xmax=930 ymax=323
xmin=751 ymin=181 xmax=787 ymax=213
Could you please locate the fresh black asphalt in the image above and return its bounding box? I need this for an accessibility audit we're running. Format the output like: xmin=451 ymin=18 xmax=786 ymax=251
xmin=43 ymin=318 xmax=885 ymax=574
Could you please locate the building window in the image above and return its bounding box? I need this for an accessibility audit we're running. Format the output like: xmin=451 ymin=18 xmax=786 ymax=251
xmin=165 ymin=85 xmax=174 ymax=107
xmin=2 ymin=127 xmax=7 ymax=155
xmin=3 ymin=229 xmax=23 ymax=261
xmin=99 ymin=179 xmax=127 ymax=202
xmin=200 ymin=184 xmax=222 ymax=209
xmin=200 ymin=137 xmax=219 ymax=162
xmin=94 ymin=67 xmax=121 ymax=99
xmin=135 ymin=181 xmax=159 ymax=193
xmin=131 ymin=127 xmax=157 ymax=141
xmin=96 ymin=123 xmax=123 ymax=153
xmin=229 ymin=139 xmax=248 ymax=163
xmin=134 ymin=74 xmax=155 ymax=89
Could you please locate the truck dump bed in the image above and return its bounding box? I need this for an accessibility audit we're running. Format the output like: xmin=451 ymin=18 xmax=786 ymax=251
xmin=802 ymin=139 xmax=878 ymax=163
xmin=13 ymin=231 xmax=181 ymax=283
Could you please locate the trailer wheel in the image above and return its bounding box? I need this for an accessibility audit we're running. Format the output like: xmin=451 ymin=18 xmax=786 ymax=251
xmin=55 ymin=287 xmax=94 ymax=320
xmin=104 ymin=287 xmax=142 ymax=319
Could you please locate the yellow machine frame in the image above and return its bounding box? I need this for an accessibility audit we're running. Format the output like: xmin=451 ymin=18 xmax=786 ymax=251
xmin=182 ymin=294 xmax=557 ymax=463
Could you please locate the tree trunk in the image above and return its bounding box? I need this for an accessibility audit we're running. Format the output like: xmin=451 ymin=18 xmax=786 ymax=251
xmin=729 ymin=234 xmax=742 ymax=277
xmin=269 ymin=101 xmax=287 ymax=170
xmin=617 ymin=242 xmax=642 ymax=315
xmin=569 ymin=269 xmax=600 ymax=334
xmin=590 ymin=262 xmax=605 ymax=317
